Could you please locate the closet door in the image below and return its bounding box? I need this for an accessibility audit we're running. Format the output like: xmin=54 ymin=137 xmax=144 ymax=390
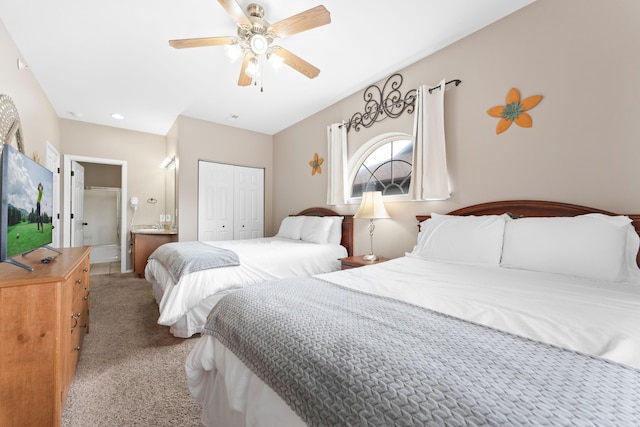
xmin=198 ymin=161 xmax=234 ymax=241
xmin=234 ymin=166 xmax=264 ymax=239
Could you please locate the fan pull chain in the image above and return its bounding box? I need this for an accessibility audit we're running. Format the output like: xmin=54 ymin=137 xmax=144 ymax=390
xmin=255 ymin=59 xmax=264 ymax=92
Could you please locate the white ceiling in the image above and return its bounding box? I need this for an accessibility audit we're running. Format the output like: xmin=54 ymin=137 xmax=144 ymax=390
xmin=1 ymin=0 xmax=534 ymax=136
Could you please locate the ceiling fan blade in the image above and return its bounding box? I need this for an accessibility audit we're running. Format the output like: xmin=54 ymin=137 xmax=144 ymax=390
xmin=217 ymin=0 xmax=251 ymax=27
xmin=272 ymin=47 xmax=320 ymax=79
xmin=238 ymin=54 xmax=253 ymax=86
xmin=269 ymin=5 xmax=331 ymax=38
xmin=169 ymin=36 xmax=235 ymax=49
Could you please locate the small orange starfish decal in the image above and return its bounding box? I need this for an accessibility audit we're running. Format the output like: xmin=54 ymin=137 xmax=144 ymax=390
xmin=487 ymin=88 xmax=542 ymax=134
xmin=309 ymin=152 xmax=323 ymax=175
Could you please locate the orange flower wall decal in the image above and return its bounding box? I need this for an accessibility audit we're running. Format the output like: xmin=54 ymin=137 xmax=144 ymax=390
xmin=309 ymin=152 xmax=323 ymax=175
xmin=487 ymin=88 xmax=542 ymax=134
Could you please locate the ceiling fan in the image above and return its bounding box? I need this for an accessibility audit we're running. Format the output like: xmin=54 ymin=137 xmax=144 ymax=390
xmin=169 ymin=0 xmax=331 ymax=87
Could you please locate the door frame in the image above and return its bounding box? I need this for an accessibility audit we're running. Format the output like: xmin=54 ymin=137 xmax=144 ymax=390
xmin=63 ymin=155 xmax=128 ymax=273
xmin=45 ymin=141 xmax=61 ymax=248
xmin=70 ymin=160 xmax=85 ymax=248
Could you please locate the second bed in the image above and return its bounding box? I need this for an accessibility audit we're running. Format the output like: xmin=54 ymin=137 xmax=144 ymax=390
xmin=145 ymin=207 xmax=353 ymax=337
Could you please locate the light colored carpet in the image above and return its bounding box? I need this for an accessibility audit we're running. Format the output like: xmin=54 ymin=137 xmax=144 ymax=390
xmin=62 ymin=273 xmax=202 ymax=426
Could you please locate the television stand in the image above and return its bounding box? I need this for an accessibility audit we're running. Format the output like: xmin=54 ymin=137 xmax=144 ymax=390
xmin=3 ymin=257 xmax=35 ymax=272
xmin=3 ymin=245 xmax=63 ymax=272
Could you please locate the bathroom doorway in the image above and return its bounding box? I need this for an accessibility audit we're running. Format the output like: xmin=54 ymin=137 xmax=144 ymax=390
xmin=83 ymin=186 xmax=121 ymax=264
xmin=63 ymin=155 xmax=128 ymax=273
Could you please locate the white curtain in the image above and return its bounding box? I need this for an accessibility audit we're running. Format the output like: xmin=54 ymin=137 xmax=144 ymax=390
xmin=409 ymin=79 xmax=451 ymax=201
xmin=326 ymin=122 xmax=348 ymax=205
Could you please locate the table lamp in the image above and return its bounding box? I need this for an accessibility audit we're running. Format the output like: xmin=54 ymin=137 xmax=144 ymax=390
xmin=354 ymin=191 xmax=390 ymax=261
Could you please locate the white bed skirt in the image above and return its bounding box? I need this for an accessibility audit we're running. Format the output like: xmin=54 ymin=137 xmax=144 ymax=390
xmin=149 ymin=276 xmax=228 ymax=338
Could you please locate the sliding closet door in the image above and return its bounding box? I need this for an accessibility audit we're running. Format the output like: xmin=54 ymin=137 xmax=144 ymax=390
xmin=198 ymin=161 xmax=234 ymax=241
xmin=234 ymin=166 xmax=264 ymax=240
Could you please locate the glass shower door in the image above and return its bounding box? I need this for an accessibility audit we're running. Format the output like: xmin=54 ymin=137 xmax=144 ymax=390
xmin=83 ymin=187 xmax=121 ymax=264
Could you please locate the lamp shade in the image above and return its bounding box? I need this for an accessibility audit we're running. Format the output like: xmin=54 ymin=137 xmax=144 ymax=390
xmin=354 ymin=191 xmax=390 ymax=219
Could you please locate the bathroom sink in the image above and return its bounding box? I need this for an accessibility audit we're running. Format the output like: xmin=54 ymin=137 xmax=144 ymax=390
xmin=132 ymin=227 xmax=175 ymax=234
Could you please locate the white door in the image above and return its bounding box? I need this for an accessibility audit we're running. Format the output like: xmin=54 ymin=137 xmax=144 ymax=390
xmin=70 ymin=161 xmax=85 ymax=247
xmin=198 ymin=161 xmax=234 ymax=241
xmin=234 ymin=166 xmax=264 ymax=239
xmin=45 ymin=143 xmax=60 ymax=248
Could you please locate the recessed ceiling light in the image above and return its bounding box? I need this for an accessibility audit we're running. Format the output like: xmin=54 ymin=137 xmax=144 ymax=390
xmin=111 ymin=113 xmax=125 ymax=120
xmin=69 ymin=111 xmax=84 ymax=118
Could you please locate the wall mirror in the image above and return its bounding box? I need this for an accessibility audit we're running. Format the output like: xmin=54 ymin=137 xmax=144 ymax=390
xmin=162 ymin=156 xmax=176 ymax=228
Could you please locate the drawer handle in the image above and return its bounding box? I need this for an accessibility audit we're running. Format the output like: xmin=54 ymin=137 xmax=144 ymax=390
xmin=74 ymin=346 xmax=81 ymax=352
xmin=70 ymin=312 xmax=81 ymax=332
xmin=76 ymin=279 xmax=82 ymax=284
xmin=83 ymin=268 xmax=89 ymax=273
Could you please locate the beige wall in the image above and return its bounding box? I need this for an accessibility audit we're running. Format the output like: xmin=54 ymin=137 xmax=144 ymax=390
xmin=60 ymin=119 xmax=168 ymax=229
xmin=274 ymin=0 xmax=640 ymax=258
xmin=0 ymin=20 xmax=59 ymax=158
xmin=82 ymin=163 xmax=122 ymax=188
xmin=174 ymin=116 xmax=273 ymax=241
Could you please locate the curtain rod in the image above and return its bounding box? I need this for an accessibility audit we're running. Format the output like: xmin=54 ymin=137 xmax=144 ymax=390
xmin=340 ymin=75 xmax=462 ymax=132
xmin=428 ymin=79 xmax=462 ymax=93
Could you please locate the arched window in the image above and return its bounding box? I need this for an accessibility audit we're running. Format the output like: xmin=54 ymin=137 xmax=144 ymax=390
xmin=348 ymin=133 xmax=413 ymax=200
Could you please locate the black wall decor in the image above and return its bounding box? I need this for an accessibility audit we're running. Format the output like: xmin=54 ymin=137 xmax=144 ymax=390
xmin=344 ymin=74 xmax=461 ymax=132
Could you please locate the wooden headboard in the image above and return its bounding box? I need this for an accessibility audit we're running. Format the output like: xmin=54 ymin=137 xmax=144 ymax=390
xmin=294 ymin=207 xmax=354 ymax=257
xmin=417 ymin=200 xmax=640 ymax=267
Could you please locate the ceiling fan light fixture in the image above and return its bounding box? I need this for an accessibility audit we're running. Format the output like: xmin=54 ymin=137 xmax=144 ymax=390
xmin=249 ymin=34 xmax=268 ymax=55
xmin=268 ymin=52 xmax=284 ymax=70
xmin=245 ymin=57 xmax=259 ymax=77
xmin=225 ymin=42 xmax=244 ymax=62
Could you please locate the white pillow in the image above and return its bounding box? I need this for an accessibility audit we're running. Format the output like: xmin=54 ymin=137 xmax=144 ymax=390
xmin=409 ymin=213 xmax=508 ymax=266
xmin=500 ymin=214 xmax=640 ymax=283
xmin=325 ymin=216 xmax=344 ymax=245
xmin=276 ymin=216 xmax=304 ymax=240
xmin=300 ymin=216 xmax=334 ymax=244
xmin=413 ymin=219 xmax=433 ymax=254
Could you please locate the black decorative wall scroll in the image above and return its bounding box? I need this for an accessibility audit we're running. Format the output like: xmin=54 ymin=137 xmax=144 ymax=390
xmin=344 ymin=74 xmax=461 ymax=132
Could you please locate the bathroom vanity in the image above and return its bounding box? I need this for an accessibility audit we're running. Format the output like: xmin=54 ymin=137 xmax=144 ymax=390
xmin=131 ymin=229 xmax=177 ymax=278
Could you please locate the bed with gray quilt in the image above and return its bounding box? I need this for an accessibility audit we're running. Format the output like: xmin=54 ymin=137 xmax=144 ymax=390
xmin=186 ymin=201 xmax=640 ymax=426
xmin=145 ymin=207 xmax=353 ymax=338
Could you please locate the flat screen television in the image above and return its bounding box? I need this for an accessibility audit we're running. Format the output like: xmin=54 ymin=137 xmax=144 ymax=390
xmin=0 ymin=144 xmax=59 ymax=271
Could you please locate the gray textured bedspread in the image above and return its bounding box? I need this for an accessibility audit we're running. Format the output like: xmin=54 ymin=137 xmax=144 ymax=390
xmin=148 ymin=241 xmax=239 ymax=283
xmin=203 ymin=276 xmax=640 ymax=427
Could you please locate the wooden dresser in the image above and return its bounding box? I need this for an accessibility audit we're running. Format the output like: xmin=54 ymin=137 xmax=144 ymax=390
xmin=0 ymin=246 xmax=91 ymax=427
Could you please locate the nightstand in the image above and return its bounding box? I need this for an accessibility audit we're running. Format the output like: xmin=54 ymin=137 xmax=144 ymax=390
xmin=339 ymin=255 xmax=390 ymax=270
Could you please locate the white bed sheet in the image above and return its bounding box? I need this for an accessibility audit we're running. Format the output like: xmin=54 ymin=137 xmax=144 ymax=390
xmin=146 ymin=237 xmax=347 ymax=337
xmin=186 ymin=256 xmax=640 ymax=426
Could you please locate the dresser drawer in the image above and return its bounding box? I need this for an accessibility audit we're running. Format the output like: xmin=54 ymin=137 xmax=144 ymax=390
xmin=63 ymin=253 xmax=91 ymax=404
